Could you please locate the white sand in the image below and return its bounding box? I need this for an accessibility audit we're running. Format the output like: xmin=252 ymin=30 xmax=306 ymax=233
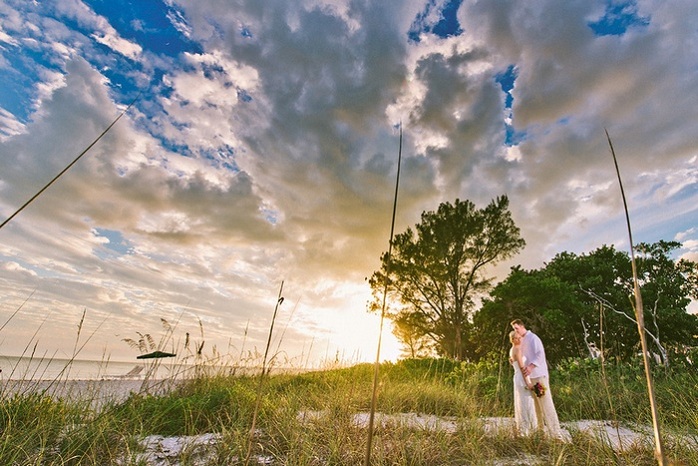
xmin=0 ymin=378 xmax=181 ymax=410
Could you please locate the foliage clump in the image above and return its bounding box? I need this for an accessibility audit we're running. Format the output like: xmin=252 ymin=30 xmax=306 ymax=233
xmin=369 ymin=196 xmax=525 ymax=360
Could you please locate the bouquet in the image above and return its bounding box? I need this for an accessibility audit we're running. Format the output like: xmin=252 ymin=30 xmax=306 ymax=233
xmin=532 ymin=382 xmax=546 ymax=398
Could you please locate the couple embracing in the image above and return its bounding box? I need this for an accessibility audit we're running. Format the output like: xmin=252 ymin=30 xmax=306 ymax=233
xmin=508 ymin=319 xmax=565 ymax=439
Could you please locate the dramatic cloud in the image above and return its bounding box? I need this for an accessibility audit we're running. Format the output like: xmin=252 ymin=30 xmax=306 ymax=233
xmin=0 ymin=0 xmax=696 ymax=364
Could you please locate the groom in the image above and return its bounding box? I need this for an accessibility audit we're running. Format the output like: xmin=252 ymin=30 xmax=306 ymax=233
xmin=510 ymin=319 xmax=563 ymax=439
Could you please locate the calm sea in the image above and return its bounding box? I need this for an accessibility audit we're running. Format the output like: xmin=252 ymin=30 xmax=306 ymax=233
xmin=0 ymin=355 xmax=194 ymax=380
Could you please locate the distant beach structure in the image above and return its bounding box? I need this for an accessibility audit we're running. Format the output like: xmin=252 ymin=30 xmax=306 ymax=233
xmin=103 ymin=364 xmax=144 ymax=380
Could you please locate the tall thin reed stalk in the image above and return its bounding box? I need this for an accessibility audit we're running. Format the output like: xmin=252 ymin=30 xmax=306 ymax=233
xmin=64 ymin=308 xmax=86 ymax=380
xmin=0 ymin=92 xmax=141 ymax=231
xmin=245 ymin=280 xmax=285 ymax=466
xmin=365 ymin=124 xmax=403 ymax=466
xmin=3 ymin=304 xmax=55 ymax=385
xmin=270 ymin=297 xmax=300 ymax=368
xmin=43 ymin=313 xmax=105 ymax=393
xmin=230 ymin=319 xmax=250 ymax=376
xmin=597 ymin=300 xmax=625 ymax=461
xmin=605 ymin=129 xmax=667 ymax=465
xmin=0 ymin=290 xmax=36 ymax=334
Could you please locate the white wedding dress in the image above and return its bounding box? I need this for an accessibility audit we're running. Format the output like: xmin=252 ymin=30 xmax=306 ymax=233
xmin=510 ymin=348 xmax=536 ymax=436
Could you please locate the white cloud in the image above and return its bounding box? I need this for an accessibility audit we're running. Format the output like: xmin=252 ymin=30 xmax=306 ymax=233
xmin=0 ymin=107 xmax=25 ymax=140
xmin=53 ymin=0 xmax=142 ymax=60
xmin=0 ymin=27 xmax=18 ymax=46
xmin=0 ymin=0 xmax=696 ymax=364
xmin=91 ymin=31 xmax=141 ymax=60
xmin=681 ymin=240 xmax=698 ymax=250
xmin=1 ymin=261 xmax=37 ymax=277
xmin=675 ymin=228 xmax=696 ymax=242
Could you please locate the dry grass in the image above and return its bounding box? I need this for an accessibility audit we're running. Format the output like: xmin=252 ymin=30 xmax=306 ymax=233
xmin=1 ymin=357 xmax=696 ymax=465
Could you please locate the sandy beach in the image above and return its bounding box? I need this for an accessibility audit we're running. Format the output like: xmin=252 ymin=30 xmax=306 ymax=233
xmin=0 ymin=378 xmax=181 ymax=410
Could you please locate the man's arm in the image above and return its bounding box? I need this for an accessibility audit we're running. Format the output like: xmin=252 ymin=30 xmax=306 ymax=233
xmin=522 ymin=333 xmax=544 ymax=376
xmin=527 ymin=333 xmax=544 ymax=369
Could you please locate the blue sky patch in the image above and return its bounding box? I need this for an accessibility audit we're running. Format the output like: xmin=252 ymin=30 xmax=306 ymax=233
xmin=261 ymin=207 xmax=279 ymax=225
xmin=0 ymin=41 xmax=63 ymax=123
xmin=495 ymin=65 xmax=526 ymax=146
xmin=94 ymin=228 xmax=132 ymax=257
xmin=495 ymin=65 xmax=516 ymax=109
xmin=408 ymin=0 xmax=463 ymax=42
xmin=504 ymin=124 xmax=526 ymax=147
xmin=588 ymin=1 xmax=650 ymax=36
xmin=0 ymin=68 xmax=32 ymax=123
xmin=85 ymin=0 xmax=202 ymax=56
xmin=237 ymin=89 xmax=253 ymax=103
xmin=158 ymin=139 xmax=193 ymax=158
xmin=199 ymin=145 xmax=240 ymax=173
xmin=0 ymin=1 xmax=201 ymax=128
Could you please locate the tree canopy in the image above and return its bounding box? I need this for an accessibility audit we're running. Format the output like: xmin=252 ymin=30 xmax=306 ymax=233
xmin=368 ymin=196 xmax=525 ymax=360
xmin=474 ymin=241 xmax=698 ymax=365
xmin=368 ymin=191 xmax=698 ymax=366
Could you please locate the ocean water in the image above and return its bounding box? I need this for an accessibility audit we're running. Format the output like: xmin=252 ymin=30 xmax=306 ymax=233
xmin=0 ymin=355 xmax=193 ymax=380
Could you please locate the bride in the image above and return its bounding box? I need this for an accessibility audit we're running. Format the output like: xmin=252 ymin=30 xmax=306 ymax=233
xmin=509 ymin=330 xmax=537 ymax=435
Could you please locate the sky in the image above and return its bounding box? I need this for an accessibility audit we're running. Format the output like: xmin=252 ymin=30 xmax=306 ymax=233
xmin=0 ymin=0 xmax=696 ymax=367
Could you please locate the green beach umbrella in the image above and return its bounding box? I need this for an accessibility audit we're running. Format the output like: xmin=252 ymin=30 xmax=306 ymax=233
xmin=137 ymin=350 xmax=176 ymax=359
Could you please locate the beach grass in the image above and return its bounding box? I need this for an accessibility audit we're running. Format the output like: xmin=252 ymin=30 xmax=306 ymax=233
xmin=1 ymin=356 xmax=696 ymax=465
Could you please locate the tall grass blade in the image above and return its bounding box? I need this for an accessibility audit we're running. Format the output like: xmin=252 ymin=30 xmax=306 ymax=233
xmin=597 ymin=300 xmax=625 ymax=460
xmin=233 ymin=319 xmax=250 ymax=376
xmin=0 ymin=92 xmax=141 ymax=231
xmin=245 ymin=280 xmax=284 ymax=466
xmin=365 ymin=124 xmax=403 ymax=466
xmin=271 ymin=297 xmax=300 ymax=366
xmin=0 ymin=289 xmax=36 ymax=333
xmin=44 ymin=316 xmax=106 ymax=392
xmin=65 ymin=308 xmax=86 ymax=380
xmin=605 ymin=129 xmax=667 ymax=465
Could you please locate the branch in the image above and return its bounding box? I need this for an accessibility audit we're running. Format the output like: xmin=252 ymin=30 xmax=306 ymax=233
xmin=581 ymin=288 xmax=666 ymax=363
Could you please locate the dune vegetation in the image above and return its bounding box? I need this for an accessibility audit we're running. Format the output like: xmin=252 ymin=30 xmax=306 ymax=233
xmin=1 ymin=355 xmax=696 ymax=465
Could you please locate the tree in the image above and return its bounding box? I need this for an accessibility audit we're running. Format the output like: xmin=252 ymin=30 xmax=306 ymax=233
xmin=473 ymin=266 xmax=588 ymax=364
xmin=473 ymin=241 xmax=698 ymax=365
xmin=391 ymin=312 xmax=437 ymax=359
xmin=544 ymin=245 xmax=637 ymax=361
xmin=623 ymin=241 xmax=698 ymax=364
xmin=368 ymin=196 xmax=525 ymax=360
xmin=546 ymin=241 xmax=698 ymax=364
